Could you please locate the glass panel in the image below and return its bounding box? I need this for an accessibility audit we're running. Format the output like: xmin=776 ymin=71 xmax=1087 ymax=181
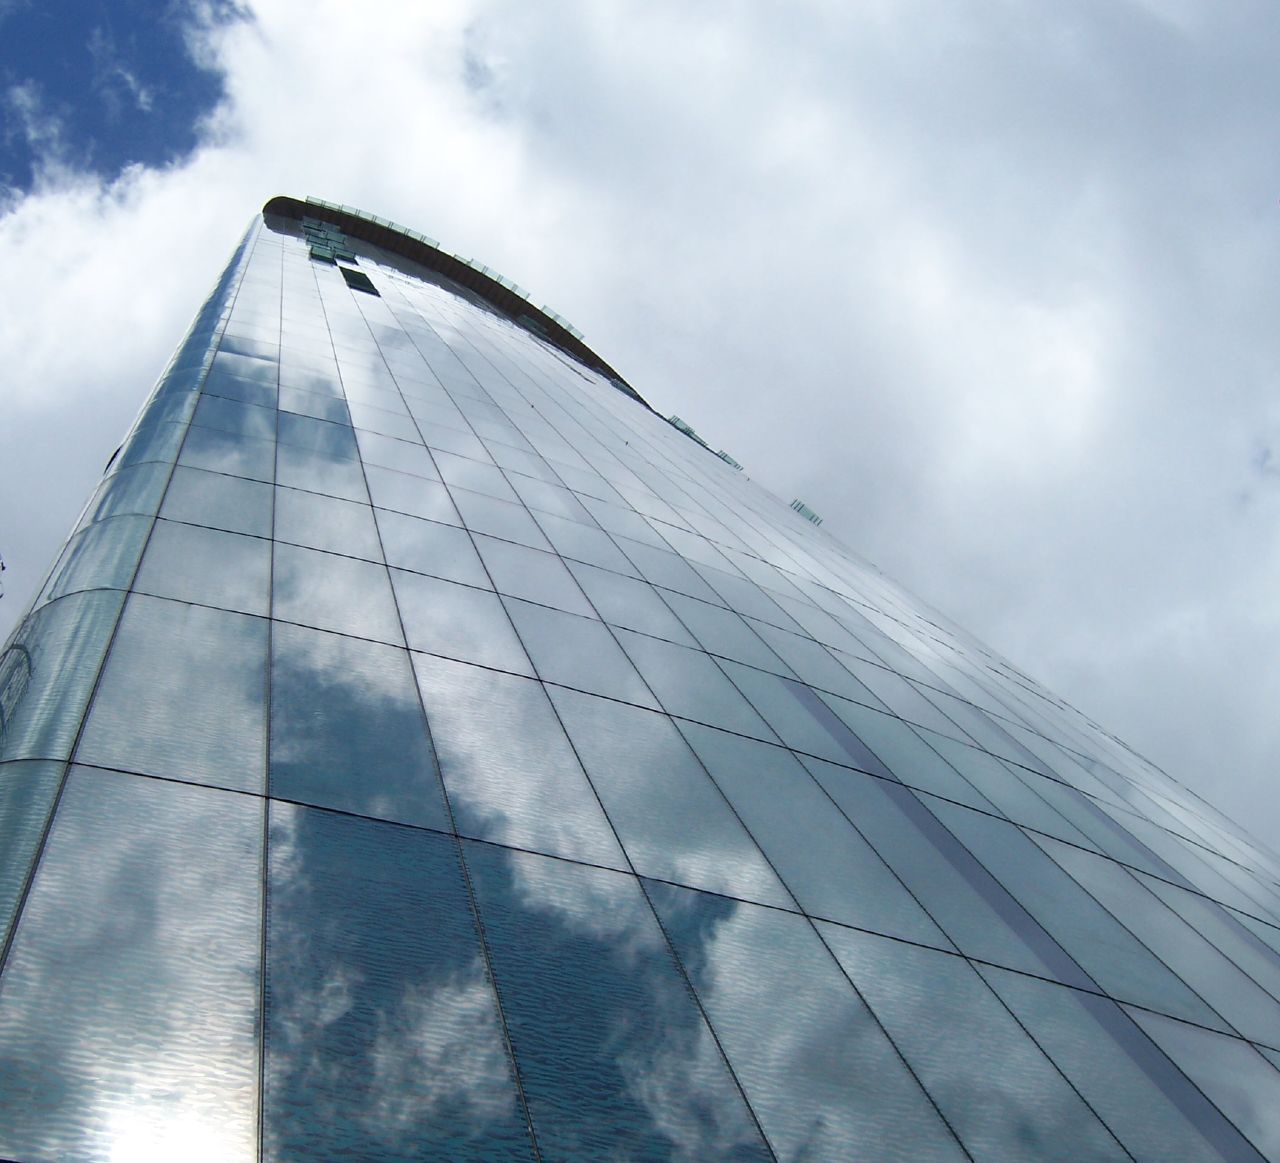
xmin=814 ymin=693 xmax=994 ymax=808
xmin=278 ymin=385 xmax=350 ymax=425
xmin=39 ymin=513 xmax=152 ymax=605
xmin=120 ymin=419 xmax=186 ymax=469
xmin=274 ymin=488 xmax=382 ymax=561
xmin=0 ymin=769 xmax=260 ymax=1163
xmin=464 ymin=843 xmax=771 ymax=1161
xmin=566 ymin=560 xmax=698 ymax=644
xmin=178 ymin=426 xmax=276 ymax=483
xmin=548 ymin=688 xmax=792 ymax=906
xmin=933 ymin=802 xmax=1230 ymax=1029
xmin=433 ymin=451 xmax=518 ymax=501
xmin=366 ymin=467 xmax=460 ymax=523
xmin=474 ymin=537 xmax=594 ymax=616
xmin=820 ymin=925 xmax=1125 ymax=1159
xmin=278 ymin=411 xmax=357 ymax=457
xmin=1141 ymin=873 xmax=1280 ymax=1005
xmin=202 ymin=369 xmax=276 ymax=408
xmin=414 ymin=655 xmax=624 ymax=867
xmin=534 ymin=511 xmax=637 ymax=574
xmin=376 ymin=510 xmax=487 ymax=585
xmin=276 ymin=442 xmax=368 ymax=503
xmin=263 ymin=803 xmax=533 ymax=1161
xmin=421 ymin=421 xmax=490 ymax=460
xmin=679 ymin=724 xmax=949 ymax=945
xmin=1043 ymin=837 xmax=1280 ymax=1044
xmin=393 ymin=571 xmax=531 ymax=674
xmin=805 ymin=757 xmax=1059 ymax=977
xmin=273 ymin=544 xmax=403 ymax=645
xmin=0 ymin=590 xmax=124 ymax=764
xmin=135 ymin=519 xmax=271 ymax=616
xmin=77 ymin=461 xmax=170 ymax=530
xmin=77 ymin=595 xmax=267 ymax=793
xmin=451 ymin=490 xmax=551 ymax=549
xmin=192 ymin=393 xmax=276 ymax=441
xmin=270 ymin=624 xmax=448 ymax=830
xmin=661 ymin=592 xmax=787 ymax=671
xmin=749 ymin=620 xmax=885 ymax=705
xmin=983 ymin=965 xmax=1262 ymax=1163
xmin=614 ymin=630 xmax=768 ymax=735
xmin=1125 ymin=1009 xmax=1280 ymax=1158
xmin=648 ymin=881 xmax=967 ymax=1161
xmin=507 ymin=602 xmax=657 ymax=707
xmin=161 ymin=465 xmax=273 ymax=537
xmin=507 ymin=475 xmax=592 ymax=522
xmin=0 ymin=759 xmax=62 ymax=948
xmin=356 ymin=430 xmax=439 ymax=478
xmin=618 ymin=540 xmax=723 ymax=600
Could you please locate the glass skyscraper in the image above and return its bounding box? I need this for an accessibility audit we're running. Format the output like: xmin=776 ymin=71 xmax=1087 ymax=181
xmin=1 ymin=195 xmax=1279 ymax=1162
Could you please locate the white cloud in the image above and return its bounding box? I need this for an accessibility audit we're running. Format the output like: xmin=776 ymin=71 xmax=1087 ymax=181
xmin=2 ymin=0 xmax=1279 ymax=852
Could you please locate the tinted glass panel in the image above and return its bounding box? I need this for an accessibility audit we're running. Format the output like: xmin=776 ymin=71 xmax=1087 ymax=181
xmin=270 ymin=624 xmax=448 ymax=829
xmin=263 ymin=804 xmax=532 ymax=1161
xmin=464 ymin=843 xmax=771 ymax=1161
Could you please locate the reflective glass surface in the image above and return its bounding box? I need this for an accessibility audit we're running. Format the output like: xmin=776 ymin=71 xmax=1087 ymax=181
xmin=4 ymin=208 xmax=1278 ymax=1159
xmin=0 ymin=769 xmax=261 ymax=1162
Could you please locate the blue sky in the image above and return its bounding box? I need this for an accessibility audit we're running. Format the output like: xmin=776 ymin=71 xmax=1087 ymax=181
xmin=0 ymin=0 xmax=243 ymax=195
xmin=1 ymin=0 xmax=1279 ymax=846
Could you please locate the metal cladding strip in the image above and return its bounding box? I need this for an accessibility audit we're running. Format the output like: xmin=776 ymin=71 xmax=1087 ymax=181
xmin=785 ymin=677 xmax=1269 ymax=1163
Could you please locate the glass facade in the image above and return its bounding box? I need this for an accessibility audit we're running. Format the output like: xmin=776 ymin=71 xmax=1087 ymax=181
xmin=1 ymin=196 xmax=1279 ymax=1161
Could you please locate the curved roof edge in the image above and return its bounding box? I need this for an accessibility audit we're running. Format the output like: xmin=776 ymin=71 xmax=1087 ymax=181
xmin=262 ymin=195 xmax=651 ymax=411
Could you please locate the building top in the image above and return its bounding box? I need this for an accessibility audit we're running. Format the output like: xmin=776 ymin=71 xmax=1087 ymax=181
xmin=262 ymin=195 xmax=651 ymax=410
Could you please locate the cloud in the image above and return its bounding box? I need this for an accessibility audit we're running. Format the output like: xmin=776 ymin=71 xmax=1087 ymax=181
xmin=1 ymin=0 xmax=1279 ymax=852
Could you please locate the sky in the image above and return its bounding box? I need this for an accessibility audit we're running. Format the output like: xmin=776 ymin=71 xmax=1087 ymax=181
xmin=2 ymin=0 xmax=1278 ymax=847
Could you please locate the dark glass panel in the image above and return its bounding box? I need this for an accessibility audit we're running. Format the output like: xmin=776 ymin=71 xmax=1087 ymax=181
xmin=270 ymin=624 xmax=448 ymax=829
xmin=464 ymin=843 xmax=772 ymax=1161
xmin=263 ymin=805 xmax=533 ymax=1161
xmin=805 ymin=757 xmax=1059 ymax=977
xmin=934 ymin=802 xmax=1231 ymax=1029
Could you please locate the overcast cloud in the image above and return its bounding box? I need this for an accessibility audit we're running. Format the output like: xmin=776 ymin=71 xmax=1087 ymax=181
xmin=2 ymin=0 xmax=1278 ymax=844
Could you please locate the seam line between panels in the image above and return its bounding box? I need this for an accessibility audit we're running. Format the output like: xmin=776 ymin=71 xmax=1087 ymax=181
xmin=326 ymin=264 xmax=545 ymax=1163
